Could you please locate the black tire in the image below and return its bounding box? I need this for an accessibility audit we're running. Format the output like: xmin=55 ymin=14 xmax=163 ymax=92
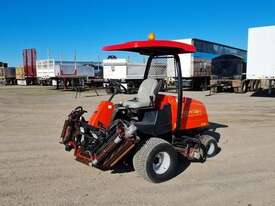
xmin=253 ymin=80 xmax=260 ymax=91
xmin=241 ymin=81 xmax=248 ymax=93
xmin=199 ymin=135 xmax=218 ymax=158
xmin=133 ymin=138 xmax=178 ymax=183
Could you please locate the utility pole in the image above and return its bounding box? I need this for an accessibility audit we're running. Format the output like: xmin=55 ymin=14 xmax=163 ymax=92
xmin=74 ymin=49 xmax=77 ymax=71
xmin=47 ymin=48 xmax=52 ymax=60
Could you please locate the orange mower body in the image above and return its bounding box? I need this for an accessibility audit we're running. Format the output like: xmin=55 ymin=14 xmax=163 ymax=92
xmin=88 ymin=95 xmax=208 ymax=132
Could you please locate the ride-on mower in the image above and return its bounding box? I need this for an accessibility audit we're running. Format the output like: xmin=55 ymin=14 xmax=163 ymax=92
xmin=60 ymin=35 xmax=219 ymax=183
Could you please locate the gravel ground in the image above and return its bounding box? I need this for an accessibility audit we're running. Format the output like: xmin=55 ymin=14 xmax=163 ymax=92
xmin=0 ymin=86 xmax=275 ymax=206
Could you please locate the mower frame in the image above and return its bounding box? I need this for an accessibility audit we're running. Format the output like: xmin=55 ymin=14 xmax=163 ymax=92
xmin=60 ymin=38 xmax=219 ymax=183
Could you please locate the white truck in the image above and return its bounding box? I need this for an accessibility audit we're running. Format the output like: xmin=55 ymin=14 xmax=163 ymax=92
xmin=103 ymin=58 xmax=167 ymax=93
xmin=247 ymin=25 xmax=275 ymax=93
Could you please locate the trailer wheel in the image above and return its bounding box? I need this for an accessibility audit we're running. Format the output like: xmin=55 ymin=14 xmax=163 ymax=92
xmin=199 ymin=135 xmax=218 ymax=158
xmin=133 ymin=138 xmax=178 ymax=183
xmin=241 ymin=81 xmax=248 ymax=93
xmin=252 ymin=80 xmax=260 ymax=91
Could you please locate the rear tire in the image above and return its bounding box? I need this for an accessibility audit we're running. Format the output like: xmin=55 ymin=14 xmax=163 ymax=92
xmin=199 ymin=135 xmax=218 ymax=158
xmin=133 ymin=138 xmax=178 ymax=183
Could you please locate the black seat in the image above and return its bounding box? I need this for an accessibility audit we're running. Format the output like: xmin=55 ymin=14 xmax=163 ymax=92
xmin=134 ymin=104 xmax=172 ymax=136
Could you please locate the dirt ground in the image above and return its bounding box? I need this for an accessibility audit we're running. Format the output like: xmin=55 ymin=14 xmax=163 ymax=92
xmin=0 ymin=86 xmax=275 ymax=206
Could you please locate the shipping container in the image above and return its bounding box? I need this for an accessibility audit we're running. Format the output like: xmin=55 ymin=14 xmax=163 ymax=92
xmin=0 ymin=67 xmax=16 ymax=85
xmin=246 ymin=25 xmax=275 ymax=93
xmin=247 ymin=26 xmax=275 ymax=80
xmin=0 ymin=67 xmax=15 ymax=79
xmin=4 ymin=67 xmax=16 ymax=78
xmin=23 ymin=48 xmax=37 ymax=78
xmin=21 ymin=48 xmax=37 ymax=85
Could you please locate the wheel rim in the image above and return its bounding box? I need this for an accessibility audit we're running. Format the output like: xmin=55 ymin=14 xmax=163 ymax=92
xmin=152 ymin=152 xmax=171 ymax=175
xmin=207 ymin=143 xmax=215 ymax=155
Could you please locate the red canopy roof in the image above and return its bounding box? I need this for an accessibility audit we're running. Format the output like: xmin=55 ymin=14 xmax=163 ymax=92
xmin=102 ymin=40 xmax=196 ymax=55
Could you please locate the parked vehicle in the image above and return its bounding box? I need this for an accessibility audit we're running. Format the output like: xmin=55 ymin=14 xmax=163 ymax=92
xmin=103 ymin=57 xmax=167 ymax=93
xmin=247 ymin=25 xmax=275 ymax=93
xmin=167 ymin=39 xmax=247 ymax=91
xmin=60 ymin=36 xmax=219 ymax=183
xmin=22 ymin=48 xmax=37 ymax=85
xmin=209 ymin=54 xmax=256 ymax=93
xmin=211 ymin=25 xmax=275 ymax=93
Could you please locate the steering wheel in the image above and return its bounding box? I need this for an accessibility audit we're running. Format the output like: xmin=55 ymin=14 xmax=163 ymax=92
xmin=108 ymin=80 xmax=128 ymax=101
xmin=110 ymin=80 xmax=128 ymax=94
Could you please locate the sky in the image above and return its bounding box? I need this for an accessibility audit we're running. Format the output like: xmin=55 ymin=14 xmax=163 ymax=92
xmin=0 ymin=0 xmax=275 ymax=66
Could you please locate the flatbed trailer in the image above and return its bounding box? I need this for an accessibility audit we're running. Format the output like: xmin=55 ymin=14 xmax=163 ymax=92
xmin=36 ymin=59 xmax=100 ymax=89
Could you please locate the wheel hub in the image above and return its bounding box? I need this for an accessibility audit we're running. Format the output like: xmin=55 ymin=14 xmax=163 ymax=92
xmin=152 ymin=152 xmax=171 ymax=175
xmin=207 ymin=143 xmax=215 ymax=155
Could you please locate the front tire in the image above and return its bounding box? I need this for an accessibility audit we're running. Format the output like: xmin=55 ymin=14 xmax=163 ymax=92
xmin=133 ymin=138 xmax=178 ymax=183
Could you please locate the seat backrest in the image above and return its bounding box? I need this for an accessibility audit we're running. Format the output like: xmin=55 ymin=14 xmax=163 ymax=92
xmin=137 ymin=78 xmax=159 ymax=103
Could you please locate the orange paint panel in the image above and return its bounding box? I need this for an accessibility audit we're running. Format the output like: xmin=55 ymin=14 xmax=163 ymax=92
xmin=156 ymin=94 xmax=208 ymax=131
xmin=181 ymin=97 xmax=208 ymax=130
xmin=88 ymin=101 xmax=114 ymax=129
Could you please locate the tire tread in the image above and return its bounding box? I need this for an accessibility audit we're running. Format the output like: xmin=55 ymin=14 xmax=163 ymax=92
xmin=133 ymin=138 xmax=172 ymax=182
